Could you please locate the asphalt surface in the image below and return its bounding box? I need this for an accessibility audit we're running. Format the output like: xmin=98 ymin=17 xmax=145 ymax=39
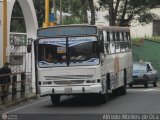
xmin=1 ymin=84 xmax=160 ymax=120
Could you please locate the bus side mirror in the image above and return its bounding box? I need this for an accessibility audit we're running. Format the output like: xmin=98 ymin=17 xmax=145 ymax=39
xmin=27 ymin=44 xmax=32 ymax=53
xmin=27 ymin=38 xmax=34 ymax=53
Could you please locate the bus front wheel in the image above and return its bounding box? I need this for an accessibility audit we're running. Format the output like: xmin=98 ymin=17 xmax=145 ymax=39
xmin=100 ymin=93 xmax=109 ymax=103
xmin=50 ymin=95 xmax=61 ymax=105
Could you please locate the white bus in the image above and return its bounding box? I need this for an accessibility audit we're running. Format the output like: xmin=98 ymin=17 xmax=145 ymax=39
xmin=34 ymin=25 xmax=132 ymax=104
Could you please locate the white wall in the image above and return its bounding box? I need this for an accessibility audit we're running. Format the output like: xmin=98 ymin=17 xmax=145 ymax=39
xmin=0 ymin=2 xmax=3 ymax=67
xmin=0 ymin=0 xmax=38 ymax=93
xmin=7 ymin=0 xmax=38 ymax=93
xmin=130 ymin=8 xmax=160 ymax=37
xmin=130 ymin=23 xmax=153 ymax=37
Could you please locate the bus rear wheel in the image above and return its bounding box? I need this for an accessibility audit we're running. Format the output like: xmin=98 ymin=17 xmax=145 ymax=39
xmin=50 ymin=95 xmax=61 ymax=105
xmin=120 ymin=69 xmax=127 ymax=95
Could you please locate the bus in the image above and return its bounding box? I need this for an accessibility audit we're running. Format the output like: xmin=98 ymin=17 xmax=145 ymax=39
xmin=33 ymin=25 xmax=132 ymax=104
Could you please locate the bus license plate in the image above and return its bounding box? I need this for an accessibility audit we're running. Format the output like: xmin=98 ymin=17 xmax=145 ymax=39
xmin=64 ymin=87 xmax=72 ymax=93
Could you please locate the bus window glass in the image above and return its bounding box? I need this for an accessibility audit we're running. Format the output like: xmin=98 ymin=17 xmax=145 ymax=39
xmin=116 ymin=32 xmax=120 ymax=41
xmin=38 ymin=38 xmax=67 ymax=67
xmin=110 ymin=32 xmax=114 ymax=41
xmin=124 ymin=32 xmax=128 ymax=41
xmin=119 ymin=32 xmax=123 ymax=41
xmin=103 ymin=31 xmax=107 ymax=43
xmin=126 ymin=32 xmax=130 ymax=41
xmin=107 ymin=32 xmax=110 ymax=42
xmin=115 ymin=42 xmax=120 ymax=53
xmin=105 ymin=43 xmax=110 ymax=54
xmin=110 ymin=42 xmax=115 ymax=54
xmin=120 ymin=42 xmax=126 ymax=52
xmin=69 ymin=36 xmax=99 ymax=66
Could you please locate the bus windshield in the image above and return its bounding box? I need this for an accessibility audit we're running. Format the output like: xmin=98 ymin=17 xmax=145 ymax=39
xmin=38 ymin=36 xmax=99 ymax=67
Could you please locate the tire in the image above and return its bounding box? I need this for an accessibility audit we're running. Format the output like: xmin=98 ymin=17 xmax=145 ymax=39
xmin=120 ymin=86 xmax=127 ymax=95
xmin=100 ymin=93 xmax=109 ymax=103
xmin=112 ymin=89 xmax=119 ymax=95
xmin=153 ymin=77 xmax=158 ymax=87
xmin=144 ymin=81 xmax=148 ymax=88
xmin=50 ymin=95 xmax=61 ymax=105
xmin=129 ymin=83 xmax=133 ymax=88
xmin=153 ymin=81 xmax=157 ymax=87
xmin=120 ymin=69 xmax=127 ymax=95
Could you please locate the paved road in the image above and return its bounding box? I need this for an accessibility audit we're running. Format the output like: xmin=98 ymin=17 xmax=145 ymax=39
xmin=1 ymin=85 xmax=160 ymax=120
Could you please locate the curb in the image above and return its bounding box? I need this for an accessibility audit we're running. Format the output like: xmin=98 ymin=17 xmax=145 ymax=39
xmin=0 ymin=94 xmax=38 ymax=110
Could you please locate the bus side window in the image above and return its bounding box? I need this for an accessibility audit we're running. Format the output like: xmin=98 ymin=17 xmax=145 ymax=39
xmin=110 ymin=32 xmax=114 ymax=41
xmin=109 ymin=31 xmax=115 ymax=54
xmin=113 ymin=32 xmax=115 ymax=41
xmin=103 ymin=31 xmax=107 ymax=42
xmin=128 ymin=32 xmax=132 ymax=50
xmin=120 ymin=32 xmax=125 ymax=52
xmin=105 ymin=43 xmax=110 ymax=54
xmin=98 ymin=31 xmax=105 ymax=53
xmin=115 ymin=32 xmax=120 ymax=53
xmin=107 ymin=31 xmax=110 ymax=42
xmin=115 ymin=32 xmax=120 ymax=41
xmin=124 ymin=32 xmax=128 ymax=41
xmin=126 ymin=32 xmax=131 ymax=51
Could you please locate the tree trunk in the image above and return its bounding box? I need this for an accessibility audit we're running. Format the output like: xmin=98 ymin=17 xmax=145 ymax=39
xmin=88 ymin=0 xmax=95 ymax=25
xmin=120 ymin=0 xmax=128 ymax=26
xmin=81 ymin=0 xmax=88 ymax=23
xmin=109 ymin=0 xmax=115 ymax=26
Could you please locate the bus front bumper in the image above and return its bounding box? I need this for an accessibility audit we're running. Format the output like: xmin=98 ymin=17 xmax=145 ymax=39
xmin=39 ymin=84 xmax=102 ymax=96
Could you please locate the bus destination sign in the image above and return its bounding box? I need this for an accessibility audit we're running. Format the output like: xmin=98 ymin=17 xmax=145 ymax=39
xmin=37 ymin=26 xmax=97 ymax=37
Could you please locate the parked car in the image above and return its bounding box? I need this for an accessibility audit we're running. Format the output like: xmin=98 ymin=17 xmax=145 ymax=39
xmin=129 ymin=61 xmax=158 ymax=88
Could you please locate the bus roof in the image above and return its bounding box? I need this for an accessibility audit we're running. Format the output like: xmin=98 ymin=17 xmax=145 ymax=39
xmin=37 ymin=25 xmax=97 ymax=37
xmin=97 ymin=25 xmax=130 ymax=32
xmin=37 ymin=25 xmax=130 ymax=38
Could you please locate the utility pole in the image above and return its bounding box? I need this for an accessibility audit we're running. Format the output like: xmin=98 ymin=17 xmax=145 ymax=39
xmin=3 ymin=0 xmax=7 ymax=64
xmin=60 ymin=0 xmax=62 ymax=25
xmin=53 ymin=0 xmax=57 ymax=23
xmin=43 ymin=0 xmax=49 ymax=28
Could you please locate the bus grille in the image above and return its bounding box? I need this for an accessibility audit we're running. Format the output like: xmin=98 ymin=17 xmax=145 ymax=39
xmin=53 ymin=80 xmax=85 ymax=85
xmin=44 ymin=75 xmax=94 ymax=81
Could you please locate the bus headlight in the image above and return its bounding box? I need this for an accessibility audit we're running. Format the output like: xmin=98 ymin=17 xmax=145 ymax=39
xmin=43 ymin=81 xmax=52 ymax=85
xmin=86 ymin=80 xmax=96 ymax=83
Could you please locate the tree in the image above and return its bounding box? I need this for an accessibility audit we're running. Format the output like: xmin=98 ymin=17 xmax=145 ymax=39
xmin=81 ymin=0 xmax=88 ymax=23
xmin=10 ymin=0 xmax=26 ymax=33
xmin=56 ymin=0 xmax=93 ymax=24
xmin=33 ymin=0 xmax=53 ymax=27
xmin=88 ymin=0 xmax=96 ymax=25
xmin=98 ymin=0 xmax=159 ymax=26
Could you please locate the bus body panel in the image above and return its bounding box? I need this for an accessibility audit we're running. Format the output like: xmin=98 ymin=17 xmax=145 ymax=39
xmin=34 ymin=25 xmax=133 ymax=103
xmin=37 ymin=66 xmax=103 ymax=96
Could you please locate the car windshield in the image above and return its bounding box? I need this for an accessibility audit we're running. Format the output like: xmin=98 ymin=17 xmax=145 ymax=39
xmin=133 ymin=63 xmax=147 ymax=72
xmin=38 ymin=36 xmax=99 ymax=67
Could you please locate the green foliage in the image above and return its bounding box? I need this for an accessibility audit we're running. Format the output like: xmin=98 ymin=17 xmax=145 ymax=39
xmin=62 ymin=17 xmax=84 ymax=25
xmin=33 ymin=0 xmax=88 ymax=26
xmin=132 ymin=37 xmax=144 ymax=45
xmin=33 ymin=0 xmax=53 ymax=27
xmin=132 ymin=36 xmax=160 ymax=45
xmin=10 ymin=0 xmax=26 ymax=33
xmin=145 ymin=36 xmax=160 ymax=42
xmin=56 ymin=0 xmax=86 ymax=22
xmin=98 ymin=0 xmax=159 ymax=26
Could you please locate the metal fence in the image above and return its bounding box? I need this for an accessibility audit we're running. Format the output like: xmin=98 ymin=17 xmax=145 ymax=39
xmin=0 ymin=72 xmax=26 ymax=105
xmin=8 ymin=32 xmax=33 ymax=91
